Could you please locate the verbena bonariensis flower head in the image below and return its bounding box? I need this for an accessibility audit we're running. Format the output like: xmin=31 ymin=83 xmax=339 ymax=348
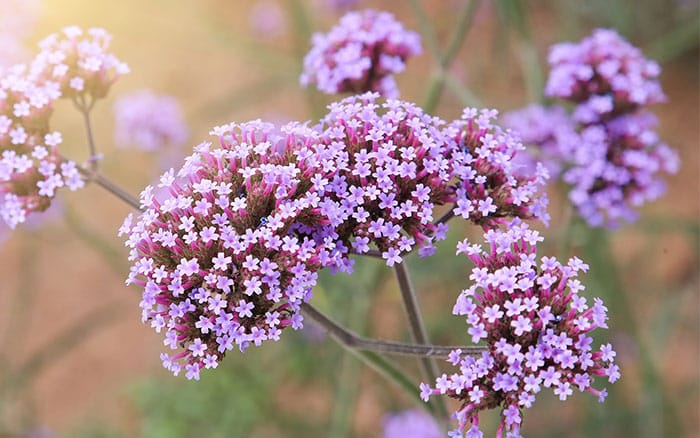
xmin=113 ymin=89 xmax=188 ymax=151
xmin=445 ymin=108 xmax=551 ymax=230
xmin=300 ymin=9 xmax=421 ymax=98
xmin=562 ymin=112 xmax=679 ymax=228
xmin=0 ymin=26 xmax=127 ymax=228
xmin=32 ymin=26 xmax=130 ymax=101
xmin=545 ymin=28 xmax=664 ymax=124
xmin=382 ymin=409 xmax=442 ymax=438
xmin=502 ymin=104 xmax=578 ymax=180
xmin=421 ymin=222 xmax=619 ymax=437
xmin=309 ymin=92 xmax=455 ymax=266
xmin=120 ymin=120 xmax=336 ymax=380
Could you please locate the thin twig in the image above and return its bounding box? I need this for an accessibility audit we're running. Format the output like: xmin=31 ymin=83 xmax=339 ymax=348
xmin=300 ymin=302 xmax=483 ymax=358
xmin=76 ymin=96 xmax=99 ymax=171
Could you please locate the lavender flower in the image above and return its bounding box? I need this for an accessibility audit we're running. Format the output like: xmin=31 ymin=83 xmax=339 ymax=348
xmin=422 ymin=222 xmax=618 ymax=437
xmin=563 ymin=112 xmax=679 ymax=227
xmin=32 ymin=26 xmax=130 ymax=101
xmin=121 ymin=120 xmax=337 ymax=379
xmin=537 ymin=29 xmax=679 ymax=228
xmin=309 ymin=92 xmax=456 ymax=266
xmin=445 ymin=108 xmax=551 ymax=230
xmin=502 ymin=104 xmax=578 ymax=179
xmin=382 ymin=409 xmax=442 ymax=438
xmin=300 ymin=10 xmax=421 ymax=98
xmin=113 ymin=89 xmax=188 ymax=152
xmin=248 ymin=0 xmax=286 ymax=39
xmin=0 ymin=26 xmax=127 ymax=228
xmin=545 ymin=28 xmax=664 ymax=122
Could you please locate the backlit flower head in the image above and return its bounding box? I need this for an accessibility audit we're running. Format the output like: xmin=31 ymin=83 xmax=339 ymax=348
xmin=0 ymin=65 xmax=81 ymax=228
xmin=32 ymin=26 xmax=129 ymax=101
xmin=309 ymin=92 xmax=455 ymax=266
xmin=300 ymin=9 xmax=421 ymax=98
xmin=0 ymin=26 xmax=127 ymax=228
xmin=545 ymin=28 xmax=664 ymax=123
xmin=113 ymin=89 xmax=188 ymax=151
xmin=422 ymin=222 xmax=618 ymax=437
xmin=121 ymin=120 xmax=334 ymax=379
xmin=445 ymin=108 xmax=551 ymax=230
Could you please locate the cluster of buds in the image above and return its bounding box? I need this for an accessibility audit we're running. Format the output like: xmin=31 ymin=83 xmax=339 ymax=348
xmin=300 ymin=9 xmax=422 ymax=98
xmin=422 ymin=222 xmax=619 ymax=437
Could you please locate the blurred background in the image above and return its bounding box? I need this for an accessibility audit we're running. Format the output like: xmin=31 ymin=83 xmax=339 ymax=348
xmin=0 ymin=0 xmax=697 ymax=436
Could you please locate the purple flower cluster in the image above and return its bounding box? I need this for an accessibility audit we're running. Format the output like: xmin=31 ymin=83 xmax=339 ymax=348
xmin=382 ymin=409 xmax=442 ymax=438
xmin=33 ymin=26 xmax=130 ymax=101
xmin=0 ymin=26 xmax=127 ymax=228
xmin=446 ymin=108 xmax=551 ymax=230
xmin=310 ymin=92 xmax=455 ymax=265
xmin=113 ymin=89 xmax=188 ymax=151
xmin=300 ymin=10 xmax=421 ymax=98
xmin=502 ymin=105 xmax=577 ymax=179
xmin=545 ymin=28 xmax=664 ymax=122
xmin=507 ymin=29 xmax=678 ymax=228
xmin=421 ymin=222 xmax=619 ymax=437
xmin=120 ymin=121 xmax=338 ymax=380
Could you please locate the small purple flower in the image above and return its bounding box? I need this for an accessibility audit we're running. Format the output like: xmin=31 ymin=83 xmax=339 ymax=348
xmin=546 ymin=28 xmax=664 ymax=119
xmin=122 ymin=120 xmax=335 ymax=379
xmin=381 ymin=409 xmax=442 ymax=438
xmin=113 ymin=89 xmax=188 ymax=152
xmin=301 ymin=10 xmax=421 ymax=97
xmin=445 ymin=108 xmax=551 ymax=229
xmin=423 ymin=221 xmax=618 ymax=436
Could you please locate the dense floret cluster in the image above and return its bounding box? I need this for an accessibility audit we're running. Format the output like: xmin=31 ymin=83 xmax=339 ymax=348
xmin=301 ymin=10 xmax=421 ymax=97
xmin=507 ymin=29 xmax=678 ymax=228
xmin=309 ymin=92 xmax=456 ymax=265
xmin=502 ymin=104 xmax=577 ymax=179
xmin=445 ymin=108 xmax=551 ymax=230
xmin=121 ymin=121 xmax=337 ymax=379
xmin=113 ymin=89 xmax=188 ymax=151
xmin=0 ymin=26 xmax=127 ymax=228
xmin=545 ymin=28 xmax=664 ymax=122
xmin=422 ymin=222 xmax=619 ymax=437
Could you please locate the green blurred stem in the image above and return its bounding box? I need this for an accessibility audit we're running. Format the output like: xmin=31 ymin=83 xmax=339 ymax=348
xmin=75 ymin=96 xmax=99 ymax=171
xmin=393 ymin=263 xmax=449 ymax=419
xmin=421 ymin=0 xmax=482 ymax=112
xmin=74 ymin=163 xmax=142 ymax=212
xmin=648 ymin=17 xmax=700 ymax=64
xmin=582 ymin=228 xmax=682 ymax=437
xmin=408 ymin=0 xmax=441 ymax=64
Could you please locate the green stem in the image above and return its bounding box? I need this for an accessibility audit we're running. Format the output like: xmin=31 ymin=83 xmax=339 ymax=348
xmin=419 ymin=0 xmax=483 ymax=113
xmin=582 ymin=228 xmax=682 ymax=437
xmin=393 ymin=262 xmax=449 ymax=420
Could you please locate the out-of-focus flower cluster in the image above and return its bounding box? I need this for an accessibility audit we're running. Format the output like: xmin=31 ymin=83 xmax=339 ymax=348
xmin=0 ymin=26 xmax=128 ymax=228
xmin=422 ymin=222 xmax=619 ymax=437
xmin=300 ymin=9 xmax=421 ymax=98
xmin=0 ymin=0 xmax=40 ymax=69
xmin=120 ymin=121 xmax=339 ymax=379
xmin=505 ymin=29 xmax=678 ymax=228
xmin=113 ymin=89 xmax=188 ymax=152
xmin=382 ymin=409 xmax=442 ymax=438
